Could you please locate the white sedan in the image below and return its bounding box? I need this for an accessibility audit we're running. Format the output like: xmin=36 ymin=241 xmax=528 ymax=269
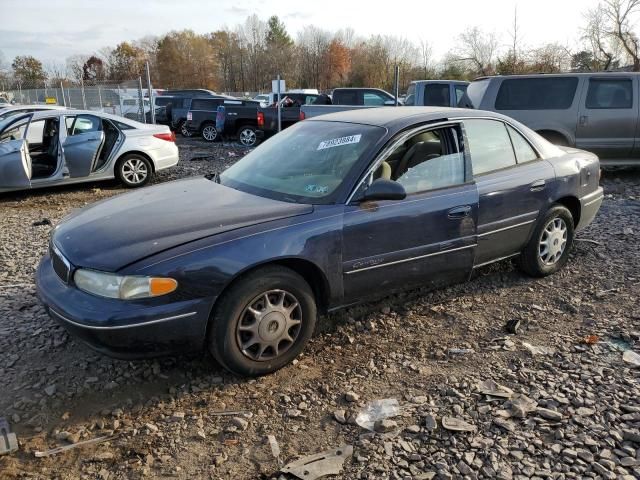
xmin=0 ymin=110 xmax=179 ymax=193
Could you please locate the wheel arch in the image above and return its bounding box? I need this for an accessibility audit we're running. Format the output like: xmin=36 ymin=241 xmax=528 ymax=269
xmin=204 ymin=256 xmax=331 ymax=342
xmin=554 ymin=195 xmax=581 ymax=227
xmin=536 ymin=129 xmax=572 ymax=146
xmin=115 ymin=150 xmax=155 ymax=173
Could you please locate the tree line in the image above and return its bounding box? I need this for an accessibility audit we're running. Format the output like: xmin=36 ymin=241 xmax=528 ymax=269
xmin=2 ymin=0 xmax=640 ymax=94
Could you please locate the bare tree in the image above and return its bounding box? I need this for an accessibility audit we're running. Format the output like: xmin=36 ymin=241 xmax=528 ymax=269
xmin=583 ymin=4 xmax=618 ymax=70
xmin=509 ymin=6 xmax=521 ymax=64
xmin=455 ymin=26 xmax=499 ymax=76
xmin=603 ymin=0 xmax=640 ymax=70
xmin=65 ymin=54 xmax=88 ymax=82
xmin=419 ymin=39 xmax=433 ymax=77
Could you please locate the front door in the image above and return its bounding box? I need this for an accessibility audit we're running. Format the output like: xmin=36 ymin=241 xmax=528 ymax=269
xmin=463 ymin=118 xmax=555 ymax=266
xmin=342 ymin=123 xmax=478 ymax=304
xmin=576 ymin=76 xmax=638 ymax=160
xmin=63 ymin=114 xmax=105 ymax=178
xmin=0 ymin=114 xmax=33 ymax=189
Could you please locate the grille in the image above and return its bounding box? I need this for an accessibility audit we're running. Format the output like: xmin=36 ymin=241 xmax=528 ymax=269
xmin=51 ymin=244 xmax=71 ymax=284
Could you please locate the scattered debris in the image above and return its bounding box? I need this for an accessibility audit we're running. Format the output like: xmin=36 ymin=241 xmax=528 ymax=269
xmin=374 ymin=419 xmax=398 ymax=433
xmin=424 ymin=414 xmax=437 ymax=431
xmin=280 ymin=445 xmax=353 ymax=480
xmin=448 ymin=348 xmax=475 ymax=355
xmin=522 ymin=342 xmax=555 ymax=355
xmin=622 ymin=350 xmax=640 ymax=367
xmin=574 ymin=238 xmax=601 ymax=246
xmin=34 ymin=435 xmax=114 ymax=457
xmin=267 ymin=434 xmax=280 ymax=462
xmin=441 ymin=416 xmax=476 ymax=432
xmin=583 ymin=335 xmax=600 ymax=345
xmin=477 ymin=379 xmax=513 ymax=399
xmin=505 ymin=319 xmax=521 ymax=334
xmin=209 ymin=410 xmax=251 ymax=417
xmin=0 ymin=417 xmax=18 ymax=456
xmin=506 ymin=394 xmax=538 ymax=418
xmin=32 ymin=218 xmax=52 ymax=227
xmin=355 ymin=399 xmax=400 ymax=431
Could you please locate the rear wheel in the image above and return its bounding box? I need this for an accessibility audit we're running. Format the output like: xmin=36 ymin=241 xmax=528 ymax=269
xmin=238 ymin=126 xmax=258 ymax=147
xmin=178 ymin=121 xmax=193 ymax=137
xmin=201 ymin=123 xmax=218 ymax=142
xmin=518 ymin=205 xmax=574 ymax=277
xmin=116 ymin=154 xmax=153 ymax=188
xmin=208 ymin=266 xmax=317 ymax=376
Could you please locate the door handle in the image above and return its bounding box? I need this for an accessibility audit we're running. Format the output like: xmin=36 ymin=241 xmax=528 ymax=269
xmin=448 ymin=205 xmax=472 ymax=219
xmin=530 ymin=179 xmax=546 ymax=192
xmin=579 ymin=115 xmax=588 ymax=126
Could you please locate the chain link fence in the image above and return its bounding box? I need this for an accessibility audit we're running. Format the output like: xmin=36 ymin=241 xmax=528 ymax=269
xmin=0 ymin=78 xmax=149 ymax=123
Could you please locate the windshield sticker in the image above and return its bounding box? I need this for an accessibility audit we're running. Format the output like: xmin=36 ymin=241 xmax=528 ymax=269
xmin=305 ymin=184 xmax=329 ymax=194
xmin=317 ymin=134 xmax=362 ymax=150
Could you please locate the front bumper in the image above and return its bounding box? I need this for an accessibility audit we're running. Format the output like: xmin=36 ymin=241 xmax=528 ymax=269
xmin=35 ymin=255 xmax=213 ymax=359
xmin=577 ymin=187 xmax=604 ymax=231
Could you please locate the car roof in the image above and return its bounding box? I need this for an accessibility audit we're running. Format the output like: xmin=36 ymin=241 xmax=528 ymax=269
xmin=24 ymin=109 xmax=148 ymax=127
xmin=0 ymin=104 xmax=67 ymax=112
xmin=474 ymin=72 xmax=640 ymax=81
xmin=306 ymin=106 xmax=508 ymax=129
xmin=410 ymin=79 xmax=469 ymax=85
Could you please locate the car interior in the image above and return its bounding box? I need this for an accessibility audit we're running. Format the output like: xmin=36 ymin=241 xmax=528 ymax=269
xmin=372 ymin=127 xmax=465 ymax=193
xmin=27 ymin=118 xmax=60 ymax=179
xmin=65 ymin=115 xmax=121 ymax=173
xmin=95 ymin=119 xmax=120 ymax=171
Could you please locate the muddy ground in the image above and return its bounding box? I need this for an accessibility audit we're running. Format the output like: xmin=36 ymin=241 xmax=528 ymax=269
xmin=0 ymin=136 xmax=639 ymax=480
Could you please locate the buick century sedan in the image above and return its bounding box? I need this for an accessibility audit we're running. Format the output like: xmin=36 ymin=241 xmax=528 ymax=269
xmin=0 ymin=110 xmax=178 ymax=193
xmin=36 ymin=107 xmax=604 ymax=376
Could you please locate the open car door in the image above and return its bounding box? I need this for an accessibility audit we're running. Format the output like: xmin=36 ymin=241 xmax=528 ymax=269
xmin=63 ymin=114 xmax=105 ymax=178
xmin=0 ymin=114 xmax=33 ymax=189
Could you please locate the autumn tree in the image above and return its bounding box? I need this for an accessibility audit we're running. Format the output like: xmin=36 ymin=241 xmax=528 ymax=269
xmin=156 ymin=30 xmax=217 ymax=89
xmin=108 ymin=42 xmax=146 ymax=81
xmin=12 ymin=55 xmax=47 ymax=83
xmin=322 ymin=38 xmax=351 ymax=87
xmin=82 ymin=55 xmax=106 ymax=82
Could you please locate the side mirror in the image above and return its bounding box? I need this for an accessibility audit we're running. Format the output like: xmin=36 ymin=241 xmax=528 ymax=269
xmin=360 ymin=179 xmax=406 ymax=202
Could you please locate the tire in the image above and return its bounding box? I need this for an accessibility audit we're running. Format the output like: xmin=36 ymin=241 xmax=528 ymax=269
xmin=179 ymin=121 xmax=193 ymax=137
xmin=201 ymin=123 xmax=218 ymax=142
xmin=237 ymin=126 xmax=258 ymax=147
xmin=208 ymin=266 xmax=317 ymax=377
xmin=116 ymin=154 xmax=153 ymax=188
xmin=518 ymin=205 xmax=574 ymax=277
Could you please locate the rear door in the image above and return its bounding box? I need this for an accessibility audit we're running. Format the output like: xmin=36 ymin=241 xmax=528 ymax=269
xmin=463 ymin=118 xmax=555 ymax=266
xmin=63 ymin=114 xmax=105 ymax=178
xmin=0 ymin=114 xmax=32 ymax=189
xmin=576 ymin=76 xmax=638 ymax=159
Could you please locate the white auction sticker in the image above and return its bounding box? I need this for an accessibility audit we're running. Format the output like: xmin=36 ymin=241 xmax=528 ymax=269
xmin=317 ymin=134 xmax=362 ymax=150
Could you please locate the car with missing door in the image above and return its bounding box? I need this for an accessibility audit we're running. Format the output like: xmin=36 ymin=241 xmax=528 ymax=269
xmin=461 ymin=73 xmax=640 ymax=165
xmin=0 ymin=109 xmax=178 ymax=193
xmin=36 ymin=107 xmax=603 ymax=377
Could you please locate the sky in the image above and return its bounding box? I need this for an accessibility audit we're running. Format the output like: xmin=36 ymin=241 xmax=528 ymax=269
xmin=0 ymin=0 xmax=601 ymax=66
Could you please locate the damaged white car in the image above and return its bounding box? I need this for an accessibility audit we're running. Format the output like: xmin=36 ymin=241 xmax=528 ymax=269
xmin=0 ymin=110 xmax=179 ymax=193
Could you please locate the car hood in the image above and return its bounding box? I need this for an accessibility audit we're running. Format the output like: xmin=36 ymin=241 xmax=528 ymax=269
xmin=53 ymin=177 xmax=313 ymax=271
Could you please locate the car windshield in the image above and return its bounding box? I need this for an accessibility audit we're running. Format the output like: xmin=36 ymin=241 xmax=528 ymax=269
xmin=220 ymin=121 xmax=385 ymax=204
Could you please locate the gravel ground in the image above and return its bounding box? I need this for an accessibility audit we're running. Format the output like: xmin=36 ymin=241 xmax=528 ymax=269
xmin=1 ymin=137 xmax=639 ymax=480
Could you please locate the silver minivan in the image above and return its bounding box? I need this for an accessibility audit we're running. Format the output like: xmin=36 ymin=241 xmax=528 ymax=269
xmin=463 ymin=73 xmax=640 ymax=165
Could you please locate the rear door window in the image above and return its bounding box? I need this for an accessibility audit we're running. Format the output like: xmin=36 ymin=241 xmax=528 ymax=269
xmin=334 ymin=90 xmax=359 ymax=105
xmin=68 ymin=115 xmax=102 ymax=136
xmin=454 ymin=85 xmax=467 ymax=106
xmin=586 ymin=78 xmax=633 ymax=109
xmin=423 ymin=83 xmax=450 ymax=107
xmin=506 ymin=125 xmax=538 ymax=163
xmin=404 ymin=83 xmax=416 ymax=106
xmin=464 ymin=119 xmax=517 ymax=175
xmin=495 ymin=77 xmax=578 ymax=110
xmin=191 ymin=99 xmax=220 ymax=110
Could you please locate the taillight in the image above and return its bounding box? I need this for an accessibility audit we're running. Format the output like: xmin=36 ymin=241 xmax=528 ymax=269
xmin=299 ymin=111 xmax=306 ymax=121
xmin=154 ymin=132 xmax=175 ymax=142
xmin=257 ymin=112 xmax=264 ymax=128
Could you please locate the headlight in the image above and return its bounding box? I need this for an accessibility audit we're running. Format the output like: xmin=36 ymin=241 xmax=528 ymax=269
xmin=74 ymin=269 xmax=178 ymax=300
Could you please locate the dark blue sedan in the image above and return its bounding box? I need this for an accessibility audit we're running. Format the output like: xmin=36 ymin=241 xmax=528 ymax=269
xmin=36 ymin=107 xmax=604 ymax=376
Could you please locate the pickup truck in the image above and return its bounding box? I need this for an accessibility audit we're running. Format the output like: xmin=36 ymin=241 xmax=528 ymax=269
xmin=257 ymin=88 xmax=397 ymax=138
xmin=300 ymin=82 xmax=468 ymax=120
xmin=184 ymin=98 xmax=262 ymax=146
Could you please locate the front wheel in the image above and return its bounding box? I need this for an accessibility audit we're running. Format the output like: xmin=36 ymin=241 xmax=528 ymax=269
xmin=208 ymin=266 xmax=317 ymax=376
xmin=116 ymin=154 xmax=153 ymax=188
xmin=238 ymin=126 xmax=258 ymax=147
xmin=518 ymin=205 xmax=574 ymax=277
